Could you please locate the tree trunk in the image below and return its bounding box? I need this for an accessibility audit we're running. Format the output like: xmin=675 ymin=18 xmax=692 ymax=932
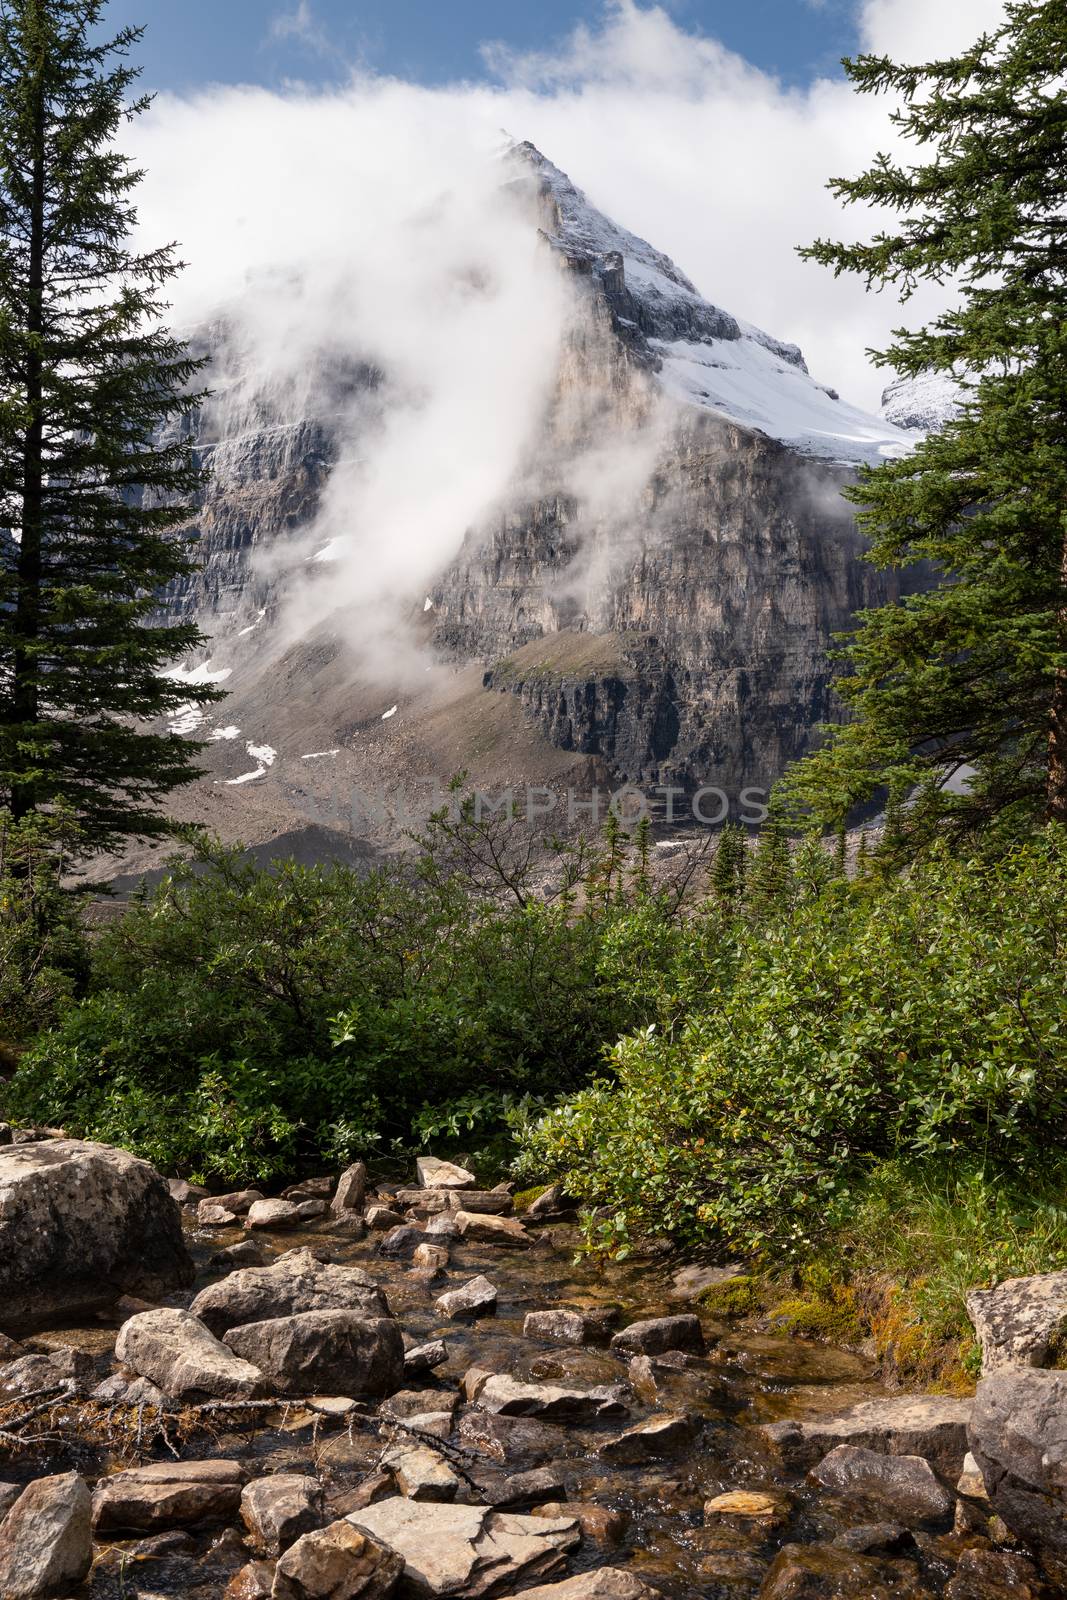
xmin=1048 ymin=528 xmax=1067 ymax=824
xmin=10 ymin=77 xmax=45 ymax=823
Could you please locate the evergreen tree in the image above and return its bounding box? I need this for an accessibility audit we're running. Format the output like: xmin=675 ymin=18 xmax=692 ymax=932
xmin=0 ymin=0 xmax=216 ymax=852
xmin=779 ymin=2 xmax=1067 ymax=851
xmin=746 ymin=814 xmax=793 ymax=913
xmin=711 ymin=821 xmax=746 ymax=906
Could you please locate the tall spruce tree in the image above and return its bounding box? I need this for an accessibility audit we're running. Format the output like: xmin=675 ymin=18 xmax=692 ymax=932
xmin=779 ymin=1 xmax=1067 ymax=851
xmin=0 ymin=0 xmax=216 ymax=852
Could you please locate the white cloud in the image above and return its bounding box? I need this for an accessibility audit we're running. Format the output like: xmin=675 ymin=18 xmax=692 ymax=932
xmin=268 ymin=1 xmax=332 ymax=56
xmin=126 ymin=0 xmax=1009 ymax=659
xmin=858 ymin=0 xmax=1008 ymax=58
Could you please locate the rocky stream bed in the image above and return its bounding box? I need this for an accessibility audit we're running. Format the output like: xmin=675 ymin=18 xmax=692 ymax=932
xmin=0 ymin=1139 xmax=1064 ymax=1599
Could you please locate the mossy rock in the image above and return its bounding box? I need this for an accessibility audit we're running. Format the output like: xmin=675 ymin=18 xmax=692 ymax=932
xmin=513 ymin=1184 xmax=552 ymax=1214
xmin=698 ymin=1274 xmax=764 ymax=1318
xmin=772 ymin=1285 xmax=863 ymax=1344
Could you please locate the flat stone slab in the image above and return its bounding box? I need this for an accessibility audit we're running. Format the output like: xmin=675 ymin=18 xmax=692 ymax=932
xmin=463 ymin=1367 xmax=628 ymax=1421
xmin=347 ymin=1497 xmax=580 ymax=1597
xmin=93 ymin=1459 xmax=247 ymax=1534
xmin=416 ymin=1158 xmax=476 ymax=1190
xmin=762 ymin=1395 xmax=972 ymax=1476
xmin=515 ymin=1573 xmax=662 ymax=1600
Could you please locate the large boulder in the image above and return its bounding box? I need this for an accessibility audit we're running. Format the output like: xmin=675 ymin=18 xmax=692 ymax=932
xmin=0 ymin=1139 xmax=193 ymax=1330
xmin=0 ymin=1473 xmax=92 ymax=1598
xmin=191 ymin=1249 xmax=388 ymax=1336
xmin=968 ymin=1367 xmax=1067 ymax=1582
xmin=347 ymin=1498 xmax=580 ymax=1597
xmin=115 ymin=1307 xmax=264 ymax=1400
xmin=762 ymin=1394 xmax=972 ymax=1476
xmin=224 ymin=1310 xmax=404 ymax=1397
xmin=966 ymin=1271 xmax=1067 ymax=1374
xmin=92 ymin=1460 xmax=247 ymax=1533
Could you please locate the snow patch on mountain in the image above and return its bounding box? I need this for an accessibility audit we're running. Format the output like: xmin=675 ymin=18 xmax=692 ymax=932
xmin=513 ymin=140 xmax=912 ymax=466
xmin=881 ymin=370 xmax=963 ymax=433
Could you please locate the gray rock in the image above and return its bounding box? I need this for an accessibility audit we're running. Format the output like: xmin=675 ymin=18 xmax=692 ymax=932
xmin=382 ymin=1445 xmax=460 ymax=1502
xmin=412 ymin=1245 xmax=449 ymax=1275
xmin=211 ymin=1189 xmax=266 ymax=1214
xmin=968 ymin=1366 xmax=1067 ymax=1581
xmin=0 ymin=1486 xmax=19 ymax=1523
xmin=762 ymin=1394 xmax=973 ymax=1476
xmin=668 ymin=1263 xmax=743 ymax=1301
xmin=366 ymin=1207 xmax=403 ymax=1231
xmin=525 ymin=1185 xmax=569 ymax=1221
xmin=0 ymin=1473 xmax=93 ymax=1597
xmin=0 ymin=1138 xmax=193 ymax=1330
xmin=809 ymin=1445 xmax=954 ymax=1524
xmin=523 ymin=1310 xmax=595 ymax=1346
xmin=115 ymin=1307 xmax=264 ymax=1400
xmin=227 ymin=1559 xmax=277 ymax=1600
xmin=167 ymin=1178 xmax=210 ymax=1206
xmin=199 ymin=1203 xmax=240 ymax=1226
xmin=347 ymin=1497 xmax=579 ymax=1597
xmin=404 ymin=1341 xmax=448 ymax=1377
xmin=415 ymin=1158 xmax=475 ymax=1191
xmin=0 ymin=1354 xmax=70 ymax=1400
xmin=424 ymin=1214 xmax=459 ymax=1239
xmin=944 ymin=1545 xmax=1051 ymax=1599
xmin=597 ymin=1412 xmax=697 ymax=1462
xmin=609 ymin=1314 xmax=704 ymax=1357
xmin=224 ymin=1310 xmax=404 ymax=1398
xmin=966 ymin=1271 xmax=1067 ymax=1374
xmin=91 ymin=1371 xmax=168 ymax=1407
xmin=241 ymin=1475 xmax=324 ymax=1554
xmin=331 ymin=1162 xmax=368 ymax=1216
xmin=212 ymin=1239 xmax=270 ymax=1271
xmin=434 ymin=1276 xmax=497 ymax=1320
xmin=463 ymin=1367 xmax=628 ymax=1421
xmin=272 ymin=1517 xmax=403 ymax=1600
xmin=191 ymin=1249 xmax=388 ymax=1335
xmin=453 ymin=1211 xmax=531 ymax=1248
xmin=514 ymin=1573 xmax=661 ymax=1600
xmin=247 ymin=1198 xmax=326 ymax=1229
xmin=482 ymin=1467 xmax=569 ymax=1509
xmin=830 ymin=1523 xmax=913 ymax=1557
xmin=93 ymin=1459 xmax=247 ymax=1533
xmin=379 ymin=1226 xmax=423 ymax=1256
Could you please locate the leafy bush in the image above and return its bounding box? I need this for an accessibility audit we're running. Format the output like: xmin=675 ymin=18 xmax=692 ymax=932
xmin=7 ymin=823 xmax=680 ymax=1181
xmin=518 ymin=829 xmax=1067 ymax=1259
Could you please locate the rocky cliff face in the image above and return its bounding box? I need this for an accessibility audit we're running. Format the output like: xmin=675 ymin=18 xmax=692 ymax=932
xmin=141 ymin=142 xmax=918 ymax=862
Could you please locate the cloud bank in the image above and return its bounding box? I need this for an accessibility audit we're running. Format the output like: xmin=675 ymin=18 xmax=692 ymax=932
xmin=127 ymin=0 xmax=1007 ymax=659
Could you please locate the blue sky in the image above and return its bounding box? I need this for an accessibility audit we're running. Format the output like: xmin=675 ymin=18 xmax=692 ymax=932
xmin=106 ymin=1 xmax=858 ymax=96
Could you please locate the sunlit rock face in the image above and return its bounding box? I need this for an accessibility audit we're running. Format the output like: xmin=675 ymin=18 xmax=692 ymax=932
xmin=148 ymin=141 xmax=920 ymax=849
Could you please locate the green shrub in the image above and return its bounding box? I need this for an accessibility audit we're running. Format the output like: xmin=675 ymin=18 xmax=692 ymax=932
xmin=0 ymin=810 xmax=89 ymax=1060
xmin=7 ymin=827 xmax=677 ymax=1181
xmin=518 ymin=830 xmax=1067 ymax=1260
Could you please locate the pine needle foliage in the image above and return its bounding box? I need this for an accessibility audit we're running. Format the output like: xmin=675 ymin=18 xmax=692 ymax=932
xmin=0 ymin=0 xmax=215 ymax=850
xmin=780 ymin=2 xmax=1067 ymax=852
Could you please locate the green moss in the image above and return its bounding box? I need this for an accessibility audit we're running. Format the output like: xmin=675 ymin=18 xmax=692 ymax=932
xmin=772 ymin=1285 xmax=863 ymax=1344
xmin=698 ymin=1274 xmax=764 ymax=1318
xmin=513 ymin=1184 xmax=551 ymax=1214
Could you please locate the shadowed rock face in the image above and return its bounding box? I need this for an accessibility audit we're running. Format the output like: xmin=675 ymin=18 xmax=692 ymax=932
xmin=145 ymin=143 xmax=919 ymax=854
xmin=0 ymin=1140 xmax=194 ymax=1332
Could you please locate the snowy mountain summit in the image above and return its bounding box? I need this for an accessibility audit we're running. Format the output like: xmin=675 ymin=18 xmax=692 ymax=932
xmin=510 ymin=141 xmax=914 ymax=466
